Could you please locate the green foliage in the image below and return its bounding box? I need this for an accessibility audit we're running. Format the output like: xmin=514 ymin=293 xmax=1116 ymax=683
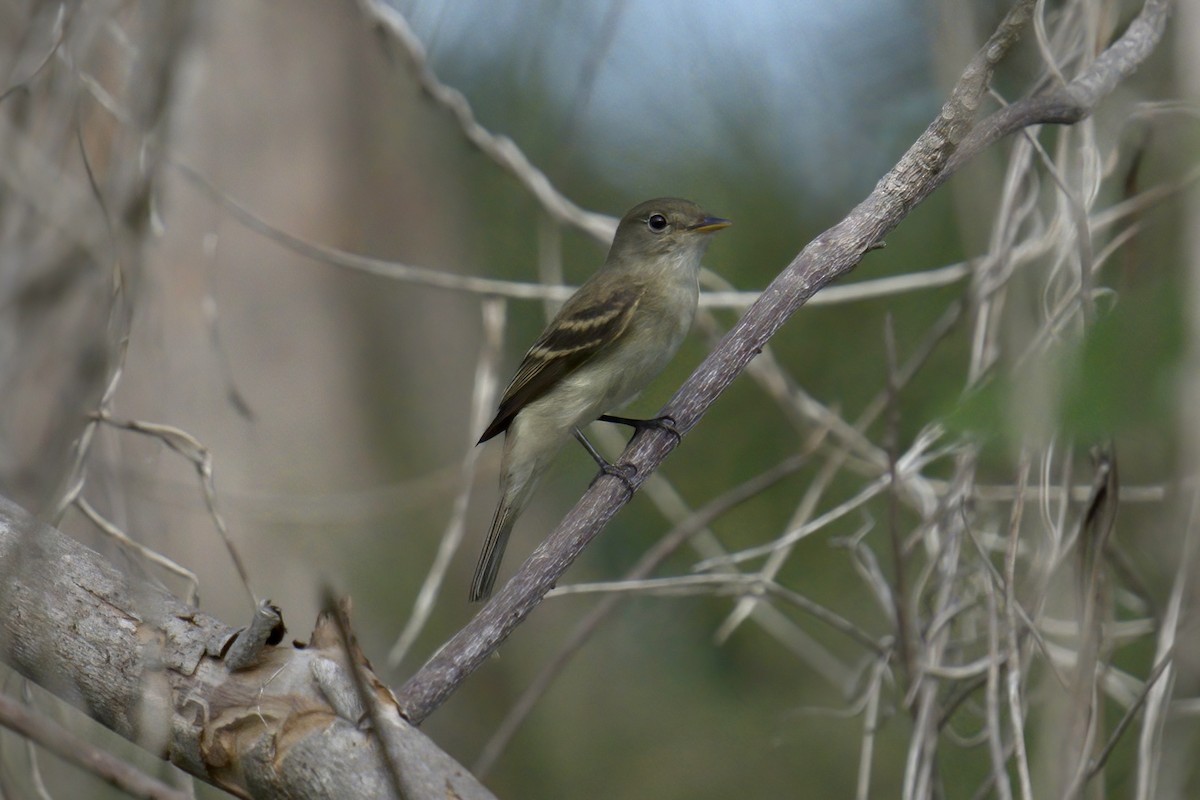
xmin=945 ymin=276 xmax=1184 ymax=446
xmin=1061 ymin=278 xmax=1183 ymax=436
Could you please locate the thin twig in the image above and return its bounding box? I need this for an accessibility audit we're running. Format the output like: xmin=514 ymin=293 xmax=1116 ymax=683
xmin=472 ymin=451 xmax=813 ymax=776
xmin=354 ymin=0 xmax=616 ymax=244
xmin=717 ymin=299 xmax=964 ymax=644
xmin=175 ymin=157 xmax=974 ymax=309
xmin=0 ymin=691 xmax=188 ymax=800
xmin=700 ymin=431 xmax=947 ymax=570
xmin=551 ymin=575 xmax=887 ymax=656
xmin=983 ymin=568 xmax=1014 ymax=800
xmin=388 ymin=298 xmax=506 ymax=667
xmin=1086 ymin=649 xmax=1174 ymax=781
xmin=1004 ymin=454 xmax=1034 ymax=800
xmin=319 ymin=592 xmax=410 ymax=800
xmin=74 ymin=496 xmax=200 ymax=605
xmin=855 ymin=659 xmax=888 ymax=800
xmin=1135 ymin=484 xmax=1198 ymax=799
xmin=0 ymin=5 xmax=68 ymax=104
xmin=883 ymin=313 xmax=915 ymax=684
xmin=92 ymin=412 xmax=257 ymax=607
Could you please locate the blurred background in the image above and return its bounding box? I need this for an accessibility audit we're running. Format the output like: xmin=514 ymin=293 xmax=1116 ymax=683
xmin=1 ymin=0 xmax=1197 ymax=797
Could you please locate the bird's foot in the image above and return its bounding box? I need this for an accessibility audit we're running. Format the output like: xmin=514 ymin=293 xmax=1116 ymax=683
xmin=591 ymin=459 xmax=637 ymax=495
xmin=597 ymin=414 xmax=680 ymax=445
xmin=573 ymin=428 xmax=639 ymax=495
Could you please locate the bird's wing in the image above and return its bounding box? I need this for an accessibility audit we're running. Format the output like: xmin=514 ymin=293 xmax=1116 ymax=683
xmin=477 ymin=281 xmax=640 ymax=443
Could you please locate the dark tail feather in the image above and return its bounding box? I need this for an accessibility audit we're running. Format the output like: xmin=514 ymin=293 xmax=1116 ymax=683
xmin=470 ymin=499 xmax=516 ymax=602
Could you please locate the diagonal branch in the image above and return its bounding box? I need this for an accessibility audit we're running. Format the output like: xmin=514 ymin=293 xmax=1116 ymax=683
xmin=395 ymin=0 xmax=1172 ymax=724
xmin=941 ymin=0 xmax=1171 ymax=180
xmin=0 ymin=690 xmax=188 ymax=800
xmin=354 ymin=0 xmax=616 ymax=244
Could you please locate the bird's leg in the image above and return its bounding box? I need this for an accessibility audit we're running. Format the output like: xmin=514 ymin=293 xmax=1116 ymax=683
xmin=572 ymin=428 xmax=637 ymax=493
xmin=597 ymin=413 xmax=680 ymax=444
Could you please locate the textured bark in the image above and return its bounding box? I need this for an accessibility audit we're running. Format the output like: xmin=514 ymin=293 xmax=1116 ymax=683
xmin=0 ymin=497 xmax=494 ymax=800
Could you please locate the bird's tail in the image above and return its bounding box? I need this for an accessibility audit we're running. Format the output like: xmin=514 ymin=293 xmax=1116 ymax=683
xmin=471 ymin=423 xmax=557 ymax=602
xmin=470 ymin=495 xmax=519 ymax=602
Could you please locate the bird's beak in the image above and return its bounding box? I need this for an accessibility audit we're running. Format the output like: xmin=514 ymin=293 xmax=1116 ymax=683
xmin=690 ymin=216 xmax=732 ymax=233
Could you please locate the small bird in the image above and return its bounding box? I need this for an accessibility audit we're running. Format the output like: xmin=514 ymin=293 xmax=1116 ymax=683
xmin=470 ymin=198 xmax=731 ymax=602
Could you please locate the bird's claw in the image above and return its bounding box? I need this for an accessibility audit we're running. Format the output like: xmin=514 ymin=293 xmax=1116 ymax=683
xmin=598 ymin=413 xmax=681 ymax=445
xmin=646 ymin=414 xmax=680 ymax=443
xmin=594 ymin=460 xmax=638 ymax=494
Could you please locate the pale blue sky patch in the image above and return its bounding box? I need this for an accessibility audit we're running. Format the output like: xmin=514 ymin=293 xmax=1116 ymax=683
xmin=394 ymin=0 xmax=936 ymax=203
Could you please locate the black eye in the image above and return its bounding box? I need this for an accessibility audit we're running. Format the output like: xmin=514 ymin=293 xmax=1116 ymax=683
xmin=646 ymin=213 xmax=668 ymax=233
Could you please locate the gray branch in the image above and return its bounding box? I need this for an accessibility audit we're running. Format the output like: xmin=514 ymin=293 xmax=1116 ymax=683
xmin=0 ymin=496 xmax=494 ymax=800
xmin=396 ymin=0 xmax=1171 ymax=724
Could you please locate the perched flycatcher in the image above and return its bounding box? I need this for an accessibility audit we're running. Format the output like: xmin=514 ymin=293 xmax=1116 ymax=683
xmin=470 ymin=197 xmax=731 ymax=601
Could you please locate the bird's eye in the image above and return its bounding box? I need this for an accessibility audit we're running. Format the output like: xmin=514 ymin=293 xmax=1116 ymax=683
xmin=646 ymin=214 xmax=668 ymax=233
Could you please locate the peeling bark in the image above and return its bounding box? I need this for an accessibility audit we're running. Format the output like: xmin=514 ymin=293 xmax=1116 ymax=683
xmin=0 ymin=497 xmax=494 ymax=800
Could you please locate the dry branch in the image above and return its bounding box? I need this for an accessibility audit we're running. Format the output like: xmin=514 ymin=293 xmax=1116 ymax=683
xmin=2 ymin=0 xmax=1179 ymax=795
xmin=0 ymin=496 xmax=494 ymax=800
xmin=395 ymin=0 xmax=1172 ymax=724
xmin=0 ymin=689 xmax=187 ymax=800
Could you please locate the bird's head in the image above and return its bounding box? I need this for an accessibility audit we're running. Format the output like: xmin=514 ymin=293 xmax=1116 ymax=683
xmin=608 ymin=197 xmax=731 ymax=268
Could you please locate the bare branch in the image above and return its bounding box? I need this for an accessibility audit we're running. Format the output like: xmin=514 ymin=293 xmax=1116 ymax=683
xmin=0 ymin=689 xmax=188 ymax=800
xmin=353 ymin=0 xmax=617 ymax=244
xmin=175 ymin=156 xmax=977 ymax=309
xmin=388 ymin=298 xmax=507 ymax=668
xmin=92 ymin=412 xmax=257 ymax=607
xmin=472 ymin=449 xmax=814 ymax=775
xmin=942 ymin=0 xmax=1172 ymax=179
xmin=396 ymin=0 xmax=1060 ymax=723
